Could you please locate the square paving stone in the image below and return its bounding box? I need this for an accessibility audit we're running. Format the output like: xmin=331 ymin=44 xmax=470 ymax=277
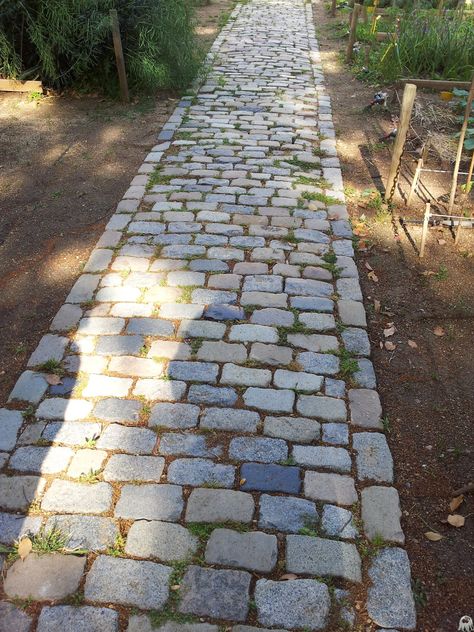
xmin=42 ymin=480 xmax=112 ymax=514
xmin=286 ymin=535 xmax=362 ymax=582
xmin=255 ymin=578 xmax=330 ymax=630
xmin=304 ymin=471 xmax=357 ymax=505
xmin=45 ymin=515 xmax=118 ymax=552
xmin=292 ymin=445 xmax=351 ymax=473
xmin=37 ymin=606 xmax=119 ymax=632
xmin=240 ymin=463 xmax=301 ymax=494
xmin=85 ymin=556 xmax=171 ymax=610
xmin=9 ymin=446 xmax=73 ymax=474
xmin=200 ymin=408 xmax=260 ymax=433
xmin=243 ymin=388 xmax=294 ymax=413
xmin=185 ymin=489 xmax=254 ymax=523
xmin=0 ymin=475 xmax=46 ymax=510
xmin=367 ymin=548 xmax=416 ymax=630
xmin=167 ymin=458 xmax=235 ymax=487
xmin=205 ymin=529 xmax=278 ymax=572
xmin=263 ymin=416 xmax=320 ymax=443
xmin=115 ymin=484 xmax=183 ymax=521
xmin=103 ymin=455 xmax=165 ymax=482
xmin=178 ymin=566 xmax=251 ymax=622
xmin=361 ymin=486 xmax=404 ymax=544
xmin=322 ymin=423 xmax=349 ymax=445
xmin=125 ymin=520 xmax=198 ymax=561
xmin=4 ymin=553 xmax=86 ymax=600
xmin=353 ymin=432 xmax=393 ymax=482
xmin=258 ymin=495 xmax=318 ymax=533
xmin=229 ymin=437 xmax=288 ymax=463
xmin=297 ymin=352 xmax=339 ymax=376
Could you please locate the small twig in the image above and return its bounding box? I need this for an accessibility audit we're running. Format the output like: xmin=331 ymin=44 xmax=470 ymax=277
xmin=452 ymin=482 xmax=474 ymax=496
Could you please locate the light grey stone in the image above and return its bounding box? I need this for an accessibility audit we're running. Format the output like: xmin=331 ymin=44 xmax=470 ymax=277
xmin=342 ymin=327 xmax=371 ymax=356
xmin=42 ymin=480 xmax=112 ymax=514
xmin=85 ymin=556 xmax=171 ymax=610
xmin=249 ymin=343 xmax=292 ymax=366
xmin=179 ymin=566 xmax=251 ymax=622
xmin=221 ymin=363 xmax=271 ymax=387
xmin=273 ymin=370 xmax=322 ymax=392
xmin=37 ymin=606 xmax=118 ymax=632
xmin=292 ymin=445 xmax=351 ymax=472
xmin=93 ymin=398 xmax=141 ymax=423
xmin=229 ymin=324 xmax=278 ymax=343
xmin=4 ymin=553 xmax=86 ymax=600
xmin=285 ymin=278 xmax=332 ymax=297
xmin=188 ymin=385 xmax=237 ymax=406
xmin=185 ymin=489 xmax=254 ymax=523
xmin=0 ymin=602 xmax=32 ymax=632
xmin=286 ymin=535 xmax=362 ymax=582
xmin=197 ymin=342 xmax=247 ymax=364
xmin=304 ymin=471 xmax=358 ymax=505
xmin=229 ymin=437 xmax=288 ymax=463
xmin=297 ymin=352 xmax=339 ymax=375
xmin=322 ymin=422 xmax=349 ymax=445
xmin=167 ymin=458 xmax=235 ymax=487
xmin=243 ymin=388 xmax=294 ymax=413
xmin=349 ymin=389 xmax=383 ymax=428
xmin=297 ymin=395 xmax=346 ymax=421
xmin=0 ymin=513 xmax=42 ymax=545
xmin=0 ymin=475 xmax=45 ymax=510
xmin=362 ymin=486 xmax=405 ymax=543
xmin=321 ymin=505 xmax=358 ymax=539
xmin=134 ymin=378 xmax=187 ymax=402
xmin=367 ymin=548 xmax=416 ymax=630
xmin=205 ymin=529 xmax=277 ymax=572
xmin=259 ymin=495 xmax=317 ymax=533
xmin=0 ymin=409 xmax=23 ymax=451
xmin=97 ymin=424 xmax=157 ymax=454
xmin=159 ymin=434 xmax=222 ymax=458
xmin=9 ymin=371 xmax=48 ymax=404
xmin=103 ymin=455 xmax=165 ymax=482
xmin=126 ymin=520 xmax=198 ymax=561
xmin=45 ymin=515 xmax=118 ymax=551
xmin=255 ymin=579 xmax=330 ymax=630
xmin=353 ymin=432 xmax=393 ymax=482
xmin=200 ymin=408 xmax=259 ymax=433
xmin=115 ymin=484 xmax=183 ymax=521
xmin=27 ymin=334 xmax=68 ymax=367
xmin=264 ymin=415 xmax=320 ymax=443
xmin=338 ymin=300 xmax=367 ymax=327
xmin=251 ymin=308 xmax=294 ymax=327
xmin=168 ymin=361 xmax=218 ymax=383
xmin=9 ymin=446 xmax=72 ymax=474
xmin=150 ymin=402 xmax=200 ymax=430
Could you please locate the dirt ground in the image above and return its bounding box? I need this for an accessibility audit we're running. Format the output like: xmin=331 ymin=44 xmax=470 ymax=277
xmin=314 ymin=3 xmax=474 ymax=631
xmin=0 ymin=0 xmax=234 ymax=407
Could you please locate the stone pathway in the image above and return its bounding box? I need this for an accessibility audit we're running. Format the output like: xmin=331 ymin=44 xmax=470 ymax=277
xmin=0 ymin=1 xmax=417 ymax=630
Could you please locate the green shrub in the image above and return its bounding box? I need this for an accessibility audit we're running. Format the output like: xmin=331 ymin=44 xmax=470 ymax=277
xmin=0 ymin=0 xmax=200 ymax=94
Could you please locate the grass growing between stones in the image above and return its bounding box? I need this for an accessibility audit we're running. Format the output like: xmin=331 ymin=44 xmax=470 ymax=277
xmin=106 ymin=534 xmax=126 ymax=557
xmin=336 ymin=348 xmax=359 ymax=380
xmin=78 ymin=469 xmax=101 ymax=484
xmin=177 ymin=286 xmax=199 ymax=304
xmin=146 ymin=166 xmax=173 ymax=191
xmin=36 ymin=359 xmax=64 ymax=376
xmin=187 ymin=521 xmax=249 ymax=542
xmin=299 ymin=191 xmax=341 ymax=206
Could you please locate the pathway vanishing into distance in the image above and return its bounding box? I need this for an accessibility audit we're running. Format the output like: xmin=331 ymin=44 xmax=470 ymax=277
xmin=0 ymin=1 xmax=416 ymax=630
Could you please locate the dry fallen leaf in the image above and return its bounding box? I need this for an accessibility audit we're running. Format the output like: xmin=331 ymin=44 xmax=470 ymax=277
xmin=365 ymin=262 xmax=373 ymax=271
xmin=449 ymin=495 xmax=464 ymax=512
xmin=368 ymin=270 xmax=379 ymax=282
xmin=239 ymin=478 xmax=246 ymax=485
xmin=18 ymin=537 xmax=32 ymax=561
xmin=374 ymin=299 xmax=381 ymax=313
xmin=433 ymin=326 xmax=445 ymax=337
xmin=280 ymin=573 xmax=298 ymax=580
xmin=424 ymin=531 xmax=443 ymax=541
xmin=422 ymin=270 xmax=436 ymax=277
xmin=447 ymin=514 xmax=465 ymax=528
xmin=45 ymin=374 xmax=62 ymax=386
xmin=384 ymin=326 xmax=396 ymax=337
xmin=407 ymin=340 xmax=418 ymax=349
xmin=385 ymin=341 xmax=396 ymax=351
xmin=171 ymin=584 xmax=180 ymax=591
xmin=438 ymin=239 xmax=446 ymax=245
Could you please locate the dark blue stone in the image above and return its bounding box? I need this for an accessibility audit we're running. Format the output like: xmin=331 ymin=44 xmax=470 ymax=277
xmin=49 ymin=377 xmax=76 ymax=396
xmin=240 ymin=463 xmax=301 ymax=493
xmin=204 ymin=304 xmax=245 ymax=321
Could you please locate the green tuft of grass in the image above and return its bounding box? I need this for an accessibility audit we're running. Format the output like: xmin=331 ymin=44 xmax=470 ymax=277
xmin=36 ymin=359 xmax=64 ymax=375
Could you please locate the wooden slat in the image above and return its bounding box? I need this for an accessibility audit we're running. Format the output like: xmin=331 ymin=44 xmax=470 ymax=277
xmin=0 ymin=79 xmax=42 ymax=93
xmin=398 ymin=78 xmax=471 ymax=91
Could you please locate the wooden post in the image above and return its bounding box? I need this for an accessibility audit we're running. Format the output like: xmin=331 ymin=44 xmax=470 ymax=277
xmin=331 ymin=0 xmax=337 ymax=17
xmin=385 ymin=83 xmax=417 ymax=202
xmin=362 ymin=5 xmax=368 ymax=22
xmin=419 ymin=203 xmax=431 ymax=258
xmin=454 ymin=220 xmax=463 ymax=245
xmin=465 ymin=150 xmax=474 ymax=194
xmin=406 ymin=142 xmax=429 ymax=206
xmin=448 ymin=74 xmax=474 ymax=213
xmin=346 ymin=4 xmax=361 ymax=63
xmin=110 ymin=9 xmax=129 ymax=103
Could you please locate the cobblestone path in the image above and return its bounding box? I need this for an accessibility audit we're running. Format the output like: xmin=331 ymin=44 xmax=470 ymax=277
xmin=0 ymin=1 xmax=417 ymax=630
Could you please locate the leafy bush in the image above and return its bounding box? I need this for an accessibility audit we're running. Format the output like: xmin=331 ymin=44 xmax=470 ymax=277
xmin=452 ymin=88 xmax=474 ymax=151
xmin=0 ymin=0 xmax=200 ymax=93
xmin=355 ymin=11 xmax=474 ymax=83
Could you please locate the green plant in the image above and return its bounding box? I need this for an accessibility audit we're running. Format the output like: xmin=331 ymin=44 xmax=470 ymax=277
xmin=299 ymin=191 xmax=341 ymax=206
xmin=31 ymin=527 xmax=68 ymax=554
xmin=78 ymin=468 xmax=101 ymax=484
xmin=36 ymin=359 xmax=64 ymax=375
xmin=106 ymin=533 xmax=126 ymax=557
xmin=336 ymin=348 xmax=359 ymax=378
xmin=434 ymin=264 xmax=448 ymax=281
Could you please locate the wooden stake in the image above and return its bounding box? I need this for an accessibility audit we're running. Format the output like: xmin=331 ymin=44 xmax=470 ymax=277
xmin=110 ymin=9 xmax=129 ymax=103
xmin=406 ymin=142 xmax=429 ymax=206
xmin=346 ymin=3 xmax=361 ymax=63
xmin=448 ymin=74 xmax=474 ymax=213
xmin=331 ymin=0 xmax=337 ymax=17
xmin=465 ymin=150 xmax=474 ymax=194
xmin=419 ymin=203 xmax=431 ymax=258
xmin=385 ymin=83 xmax=417 ymax=202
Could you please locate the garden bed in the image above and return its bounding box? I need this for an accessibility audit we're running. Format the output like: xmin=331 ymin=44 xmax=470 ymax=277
xmin=0 ymin=0 xmax=235 ymax=405
xmin=314 ymin=2 xmax=474 ymax=630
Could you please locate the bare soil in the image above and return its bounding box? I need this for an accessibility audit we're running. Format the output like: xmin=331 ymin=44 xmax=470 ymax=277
xmin=0 ymin=0 xmax=234 ymax=407
xmin=314 ymin=3 xmax=474 ymax=631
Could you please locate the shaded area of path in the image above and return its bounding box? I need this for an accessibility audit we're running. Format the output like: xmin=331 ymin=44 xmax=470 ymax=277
xmin=0 ymin=1 xmax=416 ymax=630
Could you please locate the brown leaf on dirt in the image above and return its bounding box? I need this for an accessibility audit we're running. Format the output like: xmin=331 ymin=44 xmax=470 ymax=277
xmin=385 ymin=341 xmax=396 ymax=351
xmin=384 ymin=326 xmax=396 ymax=337
xmin=374 ymin=299 xmax=381 ymax=313
xmin=365 ymin=261 xmax=373 ymax=271
xmin=424 ymin=531 xmax=443 ymax=541
xmin=449 ymin=495 xmax=464 ymax=512
xmin=438 ymin=239 xmax=446 ymax=245
xmin=407 ymin=340 xmax=418 ymax=349
xmin=45 ymin=374 xmax=62 ymax=385
xmin=18 ymin=537 xmax=32 ymax=561
xmin=368 ymin=270 xmax=378 ymax=282
xmin=447 ymin=514 xmax=465 ymax=528
xmin=433 ymin=326 xmax=445 ymax=337
xmin=421 ymin=270 xmax=436 ymax=276
xmin=239 ymin=478 xmax=246 ymax=485
xmin=280 ymin=573 xmax=298 ymax=580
